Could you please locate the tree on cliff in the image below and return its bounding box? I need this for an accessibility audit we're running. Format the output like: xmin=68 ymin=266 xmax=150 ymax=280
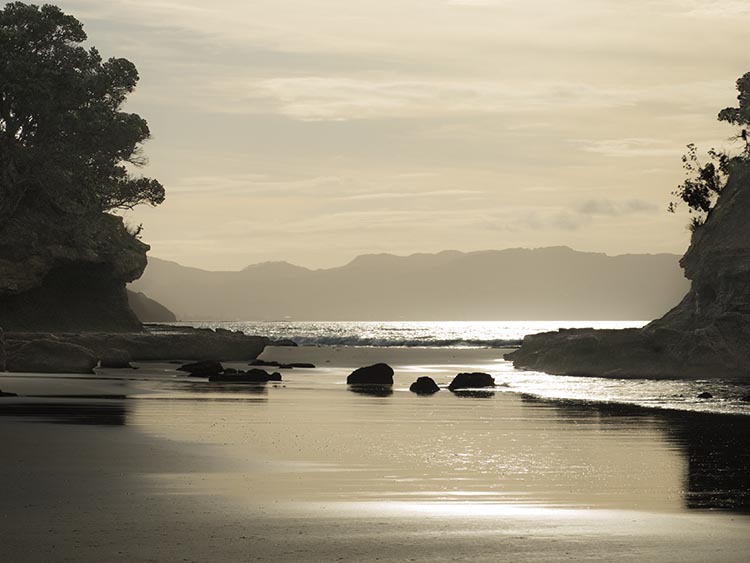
xmin=0 ymin=2 xmax=164 ymax=225
xmin=669 ymin=72 xmax=750 ymax=229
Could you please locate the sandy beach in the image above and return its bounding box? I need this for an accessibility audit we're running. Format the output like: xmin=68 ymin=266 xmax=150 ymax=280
xmin=2 ymin=346 xmax=749 ymax=562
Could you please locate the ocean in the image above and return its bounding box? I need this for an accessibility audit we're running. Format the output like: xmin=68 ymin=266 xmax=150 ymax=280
xmin=165 ymin=320 xmax=750 ymax=417
xmin=169 ymin=319 xmax=648 ymax=348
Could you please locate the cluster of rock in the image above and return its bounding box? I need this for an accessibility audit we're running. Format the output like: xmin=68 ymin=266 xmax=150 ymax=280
xmin=0 ymin=326 xmax=268 ymax=374
xmin=345 ymin=363 xmax=496 ymax=395
xmin=177 ymin=360 xmax=282 ymax=382
xmin=507 ymin=161 xmax=750 ymax=380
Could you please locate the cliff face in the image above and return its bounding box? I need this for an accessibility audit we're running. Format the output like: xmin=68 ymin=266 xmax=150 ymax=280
xmin=507 ymin=160 xmax=750 ymax=379
xmin=0 ymin=201 xmax=147 ymax=332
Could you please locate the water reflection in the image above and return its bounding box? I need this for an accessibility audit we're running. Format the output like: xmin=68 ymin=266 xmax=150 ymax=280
xmin=451 ymin=390 xmax=495 ymax=399
xmin=0 ymin=400 xmax=128 ymax=425
xmin=520 ymin=395 xmax=750 ymax=513
xmin=348 ymin=385 xmax=394 ymax=397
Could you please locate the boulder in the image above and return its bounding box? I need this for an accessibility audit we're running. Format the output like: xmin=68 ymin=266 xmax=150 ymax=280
xmin=177 ymin=360 xmax=224 ymax=377
xmin=268 ymin=372 xmax=282 ymax=381
xmin=6 ymin=339 xmax=98 ymax=374
xmin=209 ymin=368 xmax=270 ymax=383
xmin=448 ymin=372 xmax=495 ymax=391
xmin=99 ymin=348 xmax=133 ymax=369
xmin=697 ymin=392 xmax=713 ymax=399
xmin=347 ymin=363 xmax=394 ymax=385
xmin=409 ymin=376 xmax=440 ymax=395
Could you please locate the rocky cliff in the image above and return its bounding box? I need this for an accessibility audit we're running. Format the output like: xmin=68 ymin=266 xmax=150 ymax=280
xmin=506 ymin=159 xmax=750 ymax=379
xmin=0 ymin=200 xmax=147 ymax=332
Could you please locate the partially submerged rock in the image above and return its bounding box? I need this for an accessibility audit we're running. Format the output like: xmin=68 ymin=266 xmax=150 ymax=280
xmin=6 ymin=339 xmax=98 ymax=374
xmin=697 ymin=392 xmax=713 ymax=399
xmin=448 ymin=372 xmax=495 ymax=391
xmin=409 ymin=376 xmax=440 ymax=395
xmin=347 ymin=363 xmax=394 ymax=385
xmin=0 ymin=388 xmax=17 ymax=397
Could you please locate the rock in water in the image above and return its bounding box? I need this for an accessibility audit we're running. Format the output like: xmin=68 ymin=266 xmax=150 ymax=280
xmin=0 ymin=388 xmax=17 ymax=397
xmin=99 ymin=349 xmax=133 ymax=369
xmin=347 ymin=363 xmax=394 ymax=385
xmin=177 ymin=360 xmax=224 ymax=376
xmin=507 ymin=161 xmax=750 ymax=380
xmin=409 ymin=376 xmax=440 ymax=395
xmin=448 ymin=372 xmax=495 ymax=391
xmin=697 ymin=392 xmax=713 ymax=399
xmin=6 ymin=339 xmax=98 ymax=374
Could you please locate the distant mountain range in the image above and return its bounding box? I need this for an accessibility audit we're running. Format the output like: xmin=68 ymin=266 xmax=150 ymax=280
xmin=128 ymin=247 xmax=689 ymax=321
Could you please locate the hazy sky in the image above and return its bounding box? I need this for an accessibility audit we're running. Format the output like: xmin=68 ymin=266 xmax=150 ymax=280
xmin=60 ymin=0 xmax=749 ymax=270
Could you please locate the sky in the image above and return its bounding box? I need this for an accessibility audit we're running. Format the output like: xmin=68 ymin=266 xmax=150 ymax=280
xmin=58 ymin=0 xmax=750 ymax=270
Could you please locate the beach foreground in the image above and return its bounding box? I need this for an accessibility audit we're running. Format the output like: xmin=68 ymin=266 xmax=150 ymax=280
xmin=1 ymin=346 xmax=749 ymax=562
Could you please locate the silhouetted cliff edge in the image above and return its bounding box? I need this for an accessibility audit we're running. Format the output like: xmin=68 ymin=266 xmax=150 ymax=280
xmin=0 ymin=203 xmax=146 ymax=332
xmin=506 ymin=161 xmax=750 ymax=379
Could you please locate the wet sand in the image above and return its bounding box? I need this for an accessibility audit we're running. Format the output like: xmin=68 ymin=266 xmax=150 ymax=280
xmin=1 ymin=346 xmax=749 ymax=562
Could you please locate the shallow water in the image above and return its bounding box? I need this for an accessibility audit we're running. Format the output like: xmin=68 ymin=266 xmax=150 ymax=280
xmin=168 ymin=319 xmax=648 ymax=347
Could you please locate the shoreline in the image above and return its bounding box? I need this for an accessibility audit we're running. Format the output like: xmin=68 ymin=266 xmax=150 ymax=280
xmin=3 ymin=345 xmax=750 ymax=561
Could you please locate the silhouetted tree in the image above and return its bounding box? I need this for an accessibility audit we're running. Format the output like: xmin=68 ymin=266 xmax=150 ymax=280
xmin=669 ymin=72 xmax=750 ymax=229
xmin=0 ymin=2 xmax=164 ymax=225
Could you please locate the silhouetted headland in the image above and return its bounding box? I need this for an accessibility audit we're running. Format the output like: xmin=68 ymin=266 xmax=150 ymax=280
xmin=507 ymin=160 xmax=750 ymax=380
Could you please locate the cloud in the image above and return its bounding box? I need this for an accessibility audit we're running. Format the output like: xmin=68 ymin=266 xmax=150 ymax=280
xmin=576 ymin=198 xmax=659 ymax=216
xmin=575 ymin=138 xmax=682 ymax=158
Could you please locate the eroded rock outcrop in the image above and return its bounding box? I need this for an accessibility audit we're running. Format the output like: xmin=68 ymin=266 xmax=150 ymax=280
xmin=0 ymin=205 xmax=147 ymax=332
xmin=506 ymin=161 xmax=750 ymax=379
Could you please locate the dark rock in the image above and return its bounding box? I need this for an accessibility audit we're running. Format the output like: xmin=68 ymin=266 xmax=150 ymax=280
xmin=99 ymin=348 xmax=133 ymax=369
xmin=286 ymin=362 xmax=315 ymax=368
xmin=127 ymin=290 xmax=177 ymax=322
xmin=0 ymin=388 xmax=17 ymax=397
xmin=697 ymin=392 xmax=713 ymax=399
xmin=741 ymin=394 xmax=750 ymax=402
xmin=347 ymin=363 xmax=394 ymax=385
xmin=269 ymin=339 xmax=297 ymax=347
xmin=277 ymin=364 xmax=294 ymax=370
xmin=6 ymin=339 xmax=98 ymax=374
xmin=209 ymin=368 xmax=270 ymax=383
xmin=223 ymin=368 xmax=238 ymax=375
xmin=12 ymin=327 xmax=269 ymax=362
xmin=177 ymin=360 xmax=224 ymax=377
xmin=448 ymin=372 xmax=495 ymax=391
xmin=268 ymin=372 xmax=282 ymax=381
xmin=409 ymin=376 xmax=440 ymax=395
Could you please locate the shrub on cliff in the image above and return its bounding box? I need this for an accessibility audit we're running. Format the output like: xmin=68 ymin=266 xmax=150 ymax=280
xmin=670 ymin=72 xmax=750 ymax=230
xmin=0 ymin=2 xmax=164 ymax=225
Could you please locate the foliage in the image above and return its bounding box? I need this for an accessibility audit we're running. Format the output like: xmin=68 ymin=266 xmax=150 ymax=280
xmin=669 ymin=72 xmax=750 ymax=228
xmin=669 ymin=144 xmax=729 ymax=230
xmin=0 ymin=2 xmax=164 ymax=224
